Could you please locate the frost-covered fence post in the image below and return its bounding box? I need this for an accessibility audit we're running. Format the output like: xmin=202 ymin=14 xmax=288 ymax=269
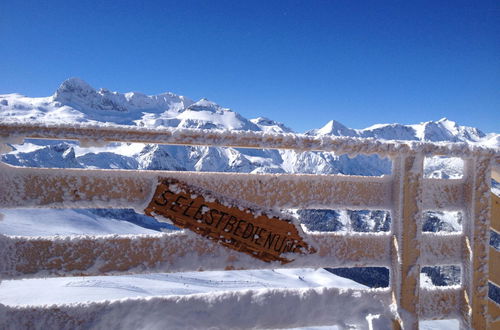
xmin=391 ymin=154 xmax=423 ymax=329
xmin=490 ymin=190 xmax=500 ymax=328
xmin=461 ymin=157 xmax=491 ymax=329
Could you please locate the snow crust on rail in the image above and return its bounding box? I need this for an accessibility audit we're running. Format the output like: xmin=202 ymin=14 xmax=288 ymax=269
xmin=0 ymin=287 xmax=393 ymax=329
xmin=0 ymin=285 xmax=463 ymax=328
xmin=1 ymin=121 xmax=498 ymax=158
xmin=0 ymin=232 xmax=392 ymax=279
xmin=0 ymin=231 xmax=463 ymax=280
xmin=0 ymin=160 xmax=393 ymax=210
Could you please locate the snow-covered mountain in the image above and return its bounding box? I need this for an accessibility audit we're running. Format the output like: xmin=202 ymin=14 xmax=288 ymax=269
xmin=1 ymin=78 xmax=494 ymax=140
xmin=3 ymin=78 xmax=497 ymax=178
xmin=0 ymin=77 xmax=257 ymax=130
xmin=307 ymin=117 xmax=487 ymax=143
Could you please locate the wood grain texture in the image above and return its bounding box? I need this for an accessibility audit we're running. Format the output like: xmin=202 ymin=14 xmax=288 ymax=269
xmin=491 ymin=193 xmax=500 ymax=234
xmin=144 ymin=178 xmax=315 ymax=263
xmin=391 ymin=155 xmax=423 ymax=330
xmin=0 ymin=232 xmax=393 ymax=280
xmin=462 ymin=158 xmax=491 ymax=329
xmin=0 ymin=162 xmax=391 ymax=210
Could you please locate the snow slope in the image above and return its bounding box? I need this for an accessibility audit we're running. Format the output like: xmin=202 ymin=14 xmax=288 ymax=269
xmin=0 ymin=268 xmax=365 ymax=306
xmin=0 ymin=209 xmax=170 ymax=236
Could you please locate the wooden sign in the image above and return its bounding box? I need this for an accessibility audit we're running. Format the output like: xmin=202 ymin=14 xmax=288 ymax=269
xmin=144 ymin=178 xmax=315 ymax=263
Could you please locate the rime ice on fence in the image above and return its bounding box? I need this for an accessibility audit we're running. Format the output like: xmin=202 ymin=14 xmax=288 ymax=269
xmin=0 ymin=123 xmax=499 ymax=329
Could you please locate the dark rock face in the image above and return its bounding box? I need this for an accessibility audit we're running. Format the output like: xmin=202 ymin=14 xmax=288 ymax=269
xmin=297 ymin=210 xmax=345 ymax=232
xmin=422 ymin=211 xmax=462 ymax=232
xmin=298 ymin=209 xmax=390 ymax=233
xmin=491 ymin=230 xmax=500 ymax=250
xmin=2 ymin=143 xmax=82 ymax=168
xmin=325 ymin=267 xmax=389 ymax=288
xmin=490 ymin=283 xmax=500 ymax=304
xmin=421 ymin=265 xmax=461 ymax=286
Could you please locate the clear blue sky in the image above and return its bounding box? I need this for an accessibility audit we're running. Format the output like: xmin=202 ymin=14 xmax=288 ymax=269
xmin=1 ymin=0 xmax=499 ymax=133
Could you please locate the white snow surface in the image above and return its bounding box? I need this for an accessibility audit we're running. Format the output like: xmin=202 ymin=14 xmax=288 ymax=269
xmin=0 ymin=268 xmax=365 ymax=306
xmin=0 ymin=209 xmax=157 ymax=236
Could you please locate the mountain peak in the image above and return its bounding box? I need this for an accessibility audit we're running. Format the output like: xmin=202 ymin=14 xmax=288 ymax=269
xmin=307 ymin=120 xmax=356 ymax=136
xmin=434 ymin=117 xmax=457 ymax=128
xmin=437 ymin=117 xmax=451 ymax=123
xmin=411 ymin=118 xmax=485 ymax=142
xmin=187 ymin=99 xmax=225 ymax=113
xmin=251 ymin=117 xmax=277 ymax=125
xmin=323 ymin=120 xmax=344 ymax=130
xmin=54 ymin=78 xmax=95 ymax=97
xmin=53 ymin=77 xmax=129 ymax=112
xmin=250 ymin=117 xmax=293 ymax=133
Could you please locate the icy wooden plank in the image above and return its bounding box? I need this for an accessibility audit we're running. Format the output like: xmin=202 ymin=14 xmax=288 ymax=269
xmin=422 ymin=179 xmax=464 ymax=211
xmin=1 ymin=162 xmax=465 ymax=211
xmin=0 ymin=232 xmax=391 ymax=280
xmin=488 ymin=299 xmax=500 ymax=325
xmin=420 ymin=233 xmax=463 ymax=265
xmin=391 ymin=154 xmax=423 ymax=329
xmin=490 ymin=247 xmax=500 ymax=288
xmin=0 ymin=162 xmax=392 ymax=210
xmin=419 ymin=286 xmax=461 ymax=320
xmin=491 ymin=193 xmax=500 ymax=291
xmin=492 ymin=193 xmax=500 ymax=234
xmin=492 ymin=163 xmax=500 ymax=183
xmin=0 ymin=287 xmax=393 ymax=329
xmin=0 ymin=122 xmax=497 ymax=157
xmin=461 ymin=157 xmax=491 ymax=329
xmin=0 ymin=166 xmax=152 ymax=209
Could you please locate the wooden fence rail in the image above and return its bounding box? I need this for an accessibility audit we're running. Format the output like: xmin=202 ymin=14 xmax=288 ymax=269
xmin=0 ymin=123 xmax=499 ymax=329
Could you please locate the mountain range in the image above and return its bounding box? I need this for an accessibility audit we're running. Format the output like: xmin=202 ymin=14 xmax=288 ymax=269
xmin=2 ymin=78 xmax=498 ymax=177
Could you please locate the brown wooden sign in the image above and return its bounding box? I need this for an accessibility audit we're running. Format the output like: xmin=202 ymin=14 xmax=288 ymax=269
xmin=144 ymin=178 xmax=315 ymax=263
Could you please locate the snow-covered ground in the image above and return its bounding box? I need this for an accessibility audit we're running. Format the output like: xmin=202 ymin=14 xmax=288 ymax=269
xmin=0 ymin=269 xmax=364 ymax=306
xmin=0 ymin=208 xmax=460 ymax=329
xmin=0 ymin=209 xmax=157 ymax=236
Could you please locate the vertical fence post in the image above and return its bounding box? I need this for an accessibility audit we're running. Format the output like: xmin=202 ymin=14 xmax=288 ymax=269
xmin=391 ymin=154 xmax=424 ymax=329
xmin=489 ymin=193 xmax=500 ymax=328
xmin=461 ymin=157 xmax=491 ymax=329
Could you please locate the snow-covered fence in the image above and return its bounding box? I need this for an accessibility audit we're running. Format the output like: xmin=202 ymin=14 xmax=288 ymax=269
xmin=0 ymin=123 xmax=499 ymax=329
